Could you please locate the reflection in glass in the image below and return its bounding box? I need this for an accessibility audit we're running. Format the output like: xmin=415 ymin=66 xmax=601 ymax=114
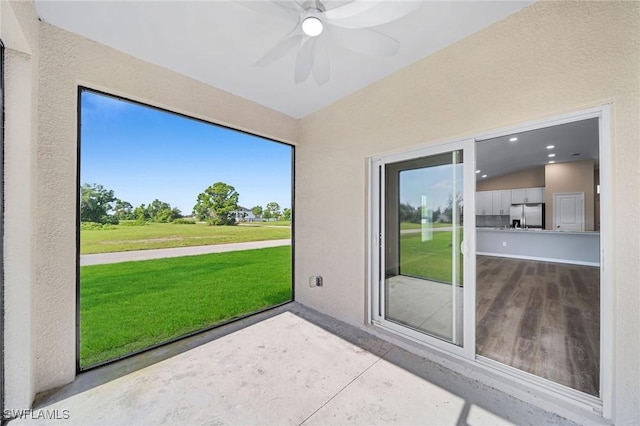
xmin=384 ymin=151 xmax=463 ymax=345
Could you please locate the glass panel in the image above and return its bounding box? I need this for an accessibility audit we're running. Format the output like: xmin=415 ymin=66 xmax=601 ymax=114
xmin=384 ymin=151 xmax=464 ymax=345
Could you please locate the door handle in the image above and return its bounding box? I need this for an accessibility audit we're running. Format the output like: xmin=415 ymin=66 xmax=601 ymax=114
xmin=460 ymin=240 xmax=469 ymax=256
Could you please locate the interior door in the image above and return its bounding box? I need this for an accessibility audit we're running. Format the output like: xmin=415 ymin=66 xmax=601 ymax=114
xmin=553 ymin=192 xmax=585 ymax=231
xmin=371 ymin=140 xmax=475 ymax=357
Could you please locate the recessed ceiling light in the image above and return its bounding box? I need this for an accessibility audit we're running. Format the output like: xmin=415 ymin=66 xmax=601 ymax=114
xmin=475 ymin=170 xmax=481 ymax=174
xmin=481 ymin=174 xmax=487 ymax=178
xmin=302 ymin=16 xmax=324 ymax=37
xmin=546 ymin=145 xmax=555 ymax=149
xmin=549 ymin=161 xmax=556 ymax=164
xmin=509 ymin=137 xmax=518 ymax=142
xmin=548 ymin=153 xmax=556 ymax=158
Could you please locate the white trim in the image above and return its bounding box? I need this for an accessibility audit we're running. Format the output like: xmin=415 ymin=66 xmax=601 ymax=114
xmin=598 ymin=106 xmax=613 ymax=419
xmin=476 ymin=252 xmax=600 ymax=267
xmin=476 ymin=356 xmax=602 ymax=413
xmin=367 ymin=104 xmax=612 ymax=421
xmin=474 ymin=106 xmax=607 ymax=142
xmin=370 ymin=139 xmax=476 ymax=360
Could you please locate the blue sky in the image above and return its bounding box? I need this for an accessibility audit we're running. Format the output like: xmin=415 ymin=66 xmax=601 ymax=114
xmin=399 ymin=163 xmax=463 ymax=211
xmin=80 ymin=91 xmax=292 ymax=215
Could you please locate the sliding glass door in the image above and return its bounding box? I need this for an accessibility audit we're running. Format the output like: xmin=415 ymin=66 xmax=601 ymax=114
xmin=371 ymin=140 xmax=475 ymax=357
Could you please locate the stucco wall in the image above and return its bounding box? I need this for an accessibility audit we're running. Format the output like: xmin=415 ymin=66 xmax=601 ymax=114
xmin=296 ymin=1 xmax=639 ymax=423
xmin=2 ymin=0 xmax=40 ymax=410
xmin=4 ymin=0 xmax=298 ymax=405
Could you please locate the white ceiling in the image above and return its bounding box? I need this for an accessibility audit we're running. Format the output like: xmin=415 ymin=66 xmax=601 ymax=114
xmin=34 ymin=0 xmax=534 ymax=119
xmin=476 ymin=118 xmax=600 ymax=182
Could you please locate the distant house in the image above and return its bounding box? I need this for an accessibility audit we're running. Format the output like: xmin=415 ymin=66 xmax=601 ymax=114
xmin=232 ymin=206 xmax=257 ymax=222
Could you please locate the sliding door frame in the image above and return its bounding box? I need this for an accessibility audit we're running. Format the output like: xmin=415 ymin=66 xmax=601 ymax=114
xmin=368 ymin=105 xmax=612 ymax=419
xmin=369 ymin=138 xmax=477 ymax=360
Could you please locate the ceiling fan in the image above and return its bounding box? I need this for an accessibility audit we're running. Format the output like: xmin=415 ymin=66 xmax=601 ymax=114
xmin=242 ymin=1 xmax=420 ymax=85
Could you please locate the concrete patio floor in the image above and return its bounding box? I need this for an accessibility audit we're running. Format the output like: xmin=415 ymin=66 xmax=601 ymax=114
xmin=17 ymin=303 xmax=577 ymax=426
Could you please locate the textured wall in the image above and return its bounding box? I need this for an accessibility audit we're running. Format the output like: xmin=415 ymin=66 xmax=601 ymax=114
xmin=297 ymin=1 xmax=639 ymax=423
xmin=31 ymin=11 xmax=298 ymax=394
xmin=2 ymin=0 xmax=40 ymax=410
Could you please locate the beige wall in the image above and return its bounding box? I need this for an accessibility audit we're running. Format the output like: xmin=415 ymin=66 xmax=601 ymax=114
xmin=3 ymin=0 xmax=639 ymax=424
xmin=297 ymin=1 xmax=639 ymax=423
xmin=3 ymin=0 xmax=298 ymax=408
xmin=476 ymin=167 xmax=545 ymax=191
xmin=545 ymin=160 xmax=595 ymax=231
xmin=2 ymin=0 xmax=40 ymax=410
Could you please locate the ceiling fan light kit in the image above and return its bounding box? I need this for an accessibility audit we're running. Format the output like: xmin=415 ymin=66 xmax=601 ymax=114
xmin=302 ymin=16 xmax=324 ymax=37
xmin=248 ymin=0 xmax=420 ymax=85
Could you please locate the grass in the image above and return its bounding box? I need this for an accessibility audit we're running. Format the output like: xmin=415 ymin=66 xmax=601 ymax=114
xmin=80 ymin=246 xmax=292 ymax=368
xmin=238 ymin=220 xmax=291 ymax=227
xmin=399 ymin=229 xmax=464 ymax=283
xmin=81 ymin=222 xmax=291 ymax=254
xmin=400 ymin=222 xmax=453 ymax=230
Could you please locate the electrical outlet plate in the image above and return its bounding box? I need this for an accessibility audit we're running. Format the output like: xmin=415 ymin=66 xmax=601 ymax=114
xmin=309 ymin=275 xmax=323 ymax=287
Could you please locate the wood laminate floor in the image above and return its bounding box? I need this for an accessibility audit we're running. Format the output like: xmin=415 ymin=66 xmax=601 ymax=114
xmin=476 ymin=255 xmax=600 ymax=396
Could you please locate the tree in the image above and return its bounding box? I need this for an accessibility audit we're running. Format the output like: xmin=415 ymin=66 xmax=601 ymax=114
xmin=443 ymin=192 xmax=464 ymax=224
xmin=251 ymin=205 xmax=263 ymax=219
xmin=264 ymin=202 xmax=281 ymax=221
xmin=133 ymin=204 xmax=149 ymax=222
xmin=192 ymin=182 xmax=239 ymax=225
xmin=80 ymin=183 xmax=118 ymax=224
xmin=399 ymin=202 xmax=420 ymax=224
xmin=282 ymin=207 xmax=292 ymax=221
xmin=113 ymin=199 xmax=134 ymax=221
xmin=146 ymin=199 xmax=181 ymax=223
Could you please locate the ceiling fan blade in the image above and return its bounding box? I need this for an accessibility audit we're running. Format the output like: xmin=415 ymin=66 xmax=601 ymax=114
xmin=295 ymin=37 xmax=317 ymax=83
xmin=255 ymin=33 xmax=304 ymax=67
xmin=325 ymin=1 xmax=420 ymax=29
xmin=331 ymin=26 xmax=400 ymax=56
xmin=312 ymin=36 xmax=330 ymax=85
xmin=323 ymin=1 xmax=379 ymax=21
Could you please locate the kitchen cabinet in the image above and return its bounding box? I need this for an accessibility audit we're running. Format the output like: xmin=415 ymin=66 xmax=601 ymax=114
xmin=511 ymin=187 xmax=545 ymax=204
xmin=476 ymin=191 xmax=493 ymax=215
xmin=492 ymin=190 xmax=512 ymax=215
xmin=477 ymin=190 xmax=511 ymax=215
xmin=526 ymin=187 xmax=545 ymax=203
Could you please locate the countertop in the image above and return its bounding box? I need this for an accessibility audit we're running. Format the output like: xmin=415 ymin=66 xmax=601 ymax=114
xmin=476 ymin=227 xmax=600 ymax=236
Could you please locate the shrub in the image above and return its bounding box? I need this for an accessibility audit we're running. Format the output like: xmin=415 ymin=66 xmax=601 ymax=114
xmin=80 ymin=222 xmax=117 ymax=230
xmin=172 ymin=218 xmax=196 ymax=225
xmin=119 ymin=220 xmax=147 ymax=227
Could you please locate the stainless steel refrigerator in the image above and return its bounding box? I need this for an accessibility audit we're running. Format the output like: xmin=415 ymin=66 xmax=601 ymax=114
xmin=510 ymin=203 xmax=544 ymax=228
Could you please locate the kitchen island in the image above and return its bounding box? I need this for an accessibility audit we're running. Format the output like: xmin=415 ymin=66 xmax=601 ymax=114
xmin=476 ymin=228 xmax=600 ymax=266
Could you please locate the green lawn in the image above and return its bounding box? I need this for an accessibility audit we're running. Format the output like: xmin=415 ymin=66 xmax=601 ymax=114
xmin=80 ymin=246 xmax=292 ymax=368
xmin=238 ymin=220 xmax=291 ymax=227
xmin=81 ymin=222 xmax=291 ymax=254
xmin=399 ymin=229 xmax=463 ymax=283
xmin=400 ymin=222 xmax=452 ymax=230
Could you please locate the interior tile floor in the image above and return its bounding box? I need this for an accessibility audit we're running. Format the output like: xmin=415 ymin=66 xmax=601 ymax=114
xmin=16 ymin=303 xmax=582 ymax=426
xmin=476 ymin=255 xmax=600 ymax=396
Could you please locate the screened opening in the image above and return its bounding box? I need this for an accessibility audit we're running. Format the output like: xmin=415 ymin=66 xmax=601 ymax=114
xmin=78 ymin=88 xmax=293 ymax=369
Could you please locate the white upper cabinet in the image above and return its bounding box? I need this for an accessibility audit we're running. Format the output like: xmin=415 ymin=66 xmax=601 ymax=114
xmin=526 ymin=187 xmax=545 ymax=203
xmin=492 ymin=190 xmax=512 ymax=215
xmin=477 ymin=189 xmax=512 ymax=215
xmin=477 ymin=187 xmax=544 ymax=215
xmin=511 ymin=187 xmax=544 ymax=204
xmin=476 ymin=191 xmax=493 ymax=215
xmin=511 ymin=188 xmax=527 ymax=204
